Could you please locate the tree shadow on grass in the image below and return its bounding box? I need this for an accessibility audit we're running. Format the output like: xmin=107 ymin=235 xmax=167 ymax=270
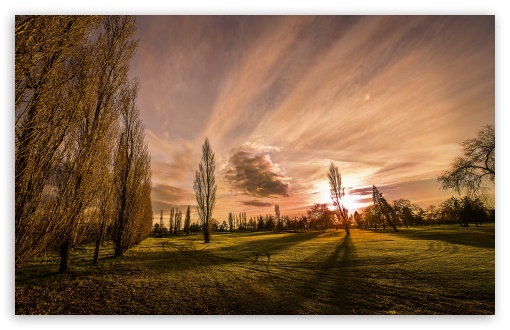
xmin=217 ymin=230 xmax=326 ymax=251
xmin=16 ymin=228 xmax=495 ymax=314
xmin=125 ymin=230 xmax=328 ymax=272
xmin=269 ymin=234 xmax=363 ymax=314
xmin=382 ymin=225 xmax=495 ymax=249
xmin=16 ymin=230 xmax=329 ymax=283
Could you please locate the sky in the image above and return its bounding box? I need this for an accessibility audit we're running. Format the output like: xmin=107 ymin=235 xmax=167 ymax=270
xmin=128 ymin=15 xmax=495 ymax=223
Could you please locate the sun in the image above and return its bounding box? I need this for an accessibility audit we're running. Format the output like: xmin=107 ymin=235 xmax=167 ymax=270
xmin=316 ymin=181 xmax=333 ymax=206
xmin=315 ymin=180 xmax=361 ymax=213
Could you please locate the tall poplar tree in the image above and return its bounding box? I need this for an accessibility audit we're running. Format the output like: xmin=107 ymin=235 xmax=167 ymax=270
xmin=184 ymin=205 xmax=191 ymax=235
xmin=193 ymin=138 xmax=217 ymax=243
xmin=327 ymin=162 xmax=350 ymax=236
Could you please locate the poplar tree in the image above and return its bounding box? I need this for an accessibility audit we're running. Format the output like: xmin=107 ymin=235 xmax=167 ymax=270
xmin=274 ymin=204 xmax=281 ymax=233
xmin=327 ymin=162 xmax=350 ymax=236
xmin=112 ymin=78 xmax=152 ymax=257
xmin=15 ymin=16 xmax=152 ymax=270
xmin=184 ymin=205 xmax=191 ymax=235
xmin=193 ymin=137 xmax=217 ymax=243
xmin=228 ymin=212 xmax=234 ymax=232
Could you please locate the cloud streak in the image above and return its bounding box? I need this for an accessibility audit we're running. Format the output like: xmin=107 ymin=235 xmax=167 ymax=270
xmin=129 ymin=16 xmax=494 ymax=219
xmin=240 ymin=200 xmax=274 ymax=207
xmin=151 ymin=184 xmax=196 ymax=211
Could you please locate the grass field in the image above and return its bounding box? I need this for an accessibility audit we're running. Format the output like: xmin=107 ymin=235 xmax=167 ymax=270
xmin=15 ymin=224 xmax=495 ymax=315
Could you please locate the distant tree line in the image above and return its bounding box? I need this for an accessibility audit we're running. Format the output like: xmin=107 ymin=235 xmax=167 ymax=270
xmin=153 ymin=195 xmax=492 ymax=239
xmin=153 ymin=206 xmax=192 ymax=236
xmin=15 ymin=16 xmax=152 ymax=272
xmin=357 ymin=192 xmax=491 ymax=230
xmin=209 ymin=190 xmax=491 ymax=235
xmin=154 ymin=126 xmax=494 ymax=242
xmin=343 ymin=124 xmax=495 ymax=232
xmin=173 ymin=207 xmax=341 ymax=235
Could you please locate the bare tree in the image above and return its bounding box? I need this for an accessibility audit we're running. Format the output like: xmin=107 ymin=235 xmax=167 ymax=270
xmin=307 ymin=203 xmax=332 ymax=233
xmin=14 ymin=15 xmax=150 ymax=271
xmin=94 ymin=169 xmax=115 ymax=264
xmin=393 ymin=199 xmax=413 ymax=228
xmin=169 ymin=208 xmax=175 ymax=234
xmin=184 ymin=206 xmax=191 ymax=235
xmin=372 ymin=185 xmax=398 ymax=232
xmin=158 ymin=210 xmax=164 ymax=236
xmin=274 ymin=204 xmax=280 ymax=233
xmin=174 ymin=209 xmax=182 ymax=234
xmin=193 ymin=138 xmax=217 ymax=243
xmin=424 ymin=205 xmax=440 ymax=225
xmin=327 ymin=162 xmax=350 ymax=235
xmin=56 ymin=15 xmax=139 ymax=272
xmin=228 ymin=212 xmax=234 ymax=232
xmin=15 ymin=15 xmax=101 ymax=269
xmin=112 ymin=78 xmax=153 ymax=257
xmin=438 ymin=124 xmax=495 ymax=197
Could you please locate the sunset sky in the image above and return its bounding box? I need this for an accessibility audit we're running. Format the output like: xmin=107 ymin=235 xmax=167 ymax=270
xmin=128 ymin=15 xmax=495 ymax=222
xmin=1 ymin=2 xmax=508 ymax=325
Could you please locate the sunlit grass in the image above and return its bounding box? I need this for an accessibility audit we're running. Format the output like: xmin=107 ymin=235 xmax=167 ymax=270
xmin=15 ymin=224 xmax=495 ymax=314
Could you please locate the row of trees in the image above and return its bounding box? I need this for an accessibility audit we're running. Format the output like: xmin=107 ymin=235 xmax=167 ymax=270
xmin=188 ymin=136 xmax=352 ymax=241
xmin=359 ymin=194 xmax=490 ymax=230
xmin=15 ymin=16 xmax=152 ymax=272
xmin=154 ymin=211 xmax=302 ymax=234
xmin=154 ymin=206 xmax=192 ymax=236
xmin=212 ymin=213 xmax=334 ymax=233
xmin=189 ymin=123 xmax=494 ymax=242
xmin=338 ymin=124 xmax=495 ymax=233
xmin=228 ymin=212 xmax=248 ymax=232
xmin=172 ymin=192 xmax=491 ymax=238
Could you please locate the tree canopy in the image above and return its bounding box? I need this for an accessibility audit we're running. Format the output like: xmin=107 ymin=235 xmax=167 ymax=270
xmin=437 ymin=124 xmax=495 ymax=197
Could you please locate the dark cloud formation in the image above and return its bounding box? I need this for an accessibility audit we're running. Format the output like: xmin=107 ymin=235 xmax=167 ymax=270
xmin=241 ymin=200 xmax=274 ymax=207
xmin=224 ymin=150 xmax=290 ymax=197
xmin=348 ymin=179 xmax=459 ymax=211
xmin=349 ymin=186 xmax=374 ymax=196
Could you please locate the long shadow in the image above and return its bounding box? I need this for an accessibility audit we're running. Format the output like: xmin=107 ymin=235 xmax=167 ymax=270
xmin=15 ymin=231 xmax=329 ymax=285
xmin=172 ymin=230 xmax=327 ymax=266
xmin=216 ymin=230 xmax=326 ymax=252
xmin=380 ymin=225 xmax=495 ymax=249
xmin=181 ymin=230 xmax=327 ymax=268
xmin=273 ymin=234 xmax=360 ymax=313
xmin=325 ymin=234 xmax=356 ymax=269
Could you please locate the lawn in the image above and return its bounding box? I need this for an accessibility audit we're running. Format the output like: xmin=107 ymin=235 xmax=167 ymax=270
xmin=15 ymin=224 xmax=495 ymax=314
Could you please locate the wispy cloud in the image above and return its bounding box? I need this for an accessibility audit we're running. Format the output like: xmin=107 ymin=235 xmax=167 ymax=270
xmin=240 ymin=200 xmax=274 ymax=207
xmin=151 ymin=184 xmax=196 ymax=211
xmin=130 ymin=15 xmax=494 ymax=218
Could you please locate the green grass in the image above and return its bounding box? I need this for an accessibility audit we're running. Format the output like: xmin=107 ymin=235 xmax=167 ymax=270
xmin=15 ymin=224 xmax=495 ymax=315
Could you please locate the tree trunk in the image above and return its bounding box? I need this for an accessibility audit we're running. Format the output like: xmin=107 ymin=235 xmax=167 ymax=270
xmin=114 ymin=177 xmax=128 ymax=257
xmin=343 ymin=219 xmax=350 ymax=236
xmin=93 ymin=237 xmax=101 ymax=264
xmin=203 ymin=219 xmax=210 ymax=243
xmin=93 ymin=219 xmax=106 ymax=264
xmin=115 ymin=236 xmax=124 ymax=257
xmin=59 ymin=240 xmax=72 ymax=273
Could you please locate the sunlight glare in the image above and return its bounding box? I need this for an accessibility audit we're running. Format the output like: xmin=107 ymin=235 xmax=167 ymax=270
xmin=315 ymin=180 xmax=361 ymax=213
